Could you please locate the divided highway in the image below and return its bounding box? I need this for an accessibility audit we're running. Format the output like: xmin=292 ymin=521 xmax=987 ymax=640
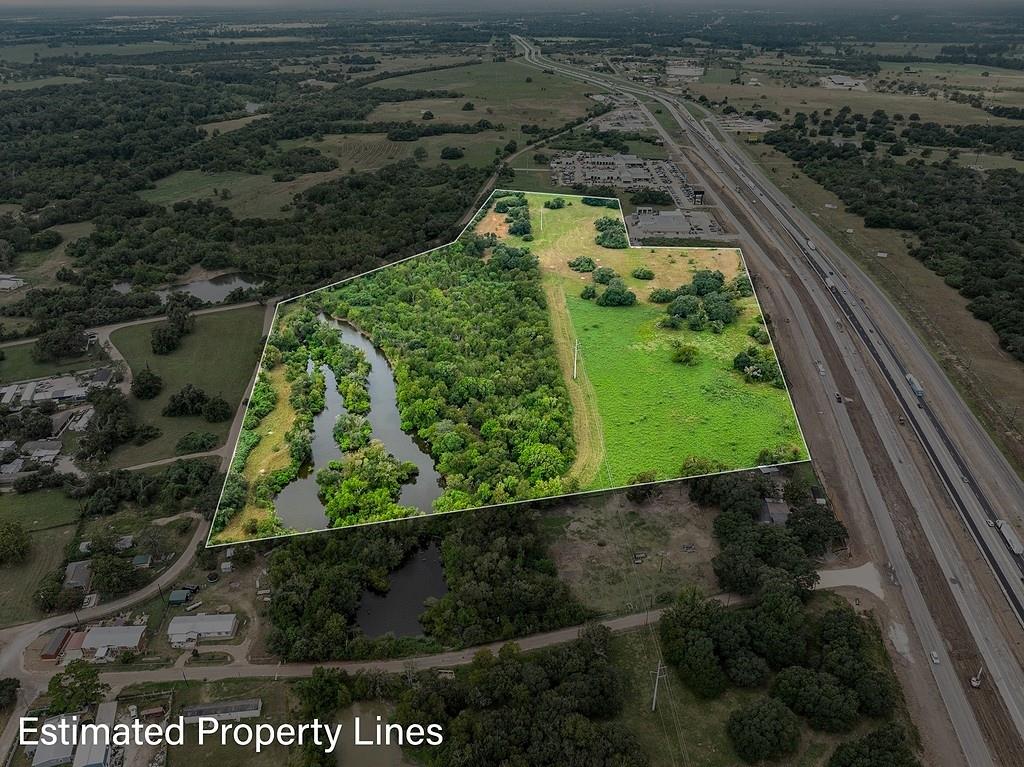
xmin=513 ymin=36 xmax=1024 ymax=767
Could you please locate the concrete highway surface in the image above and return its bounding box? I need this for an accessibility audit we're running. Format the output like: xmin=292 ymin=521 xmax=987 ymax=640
xmin=512 ymin=35 xmax=1024 ymax=767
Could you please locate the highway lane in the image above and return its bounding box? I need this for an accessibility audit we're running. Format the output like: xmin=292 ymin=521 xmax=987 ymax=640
xmin=511 ymin=36 xmax=1024 ymax=765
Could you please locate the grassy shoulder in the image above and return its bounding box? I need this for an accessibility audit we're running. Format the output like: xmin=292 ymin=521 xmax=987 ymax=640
xmin=107 ymin=304 xmax=265 ymax=467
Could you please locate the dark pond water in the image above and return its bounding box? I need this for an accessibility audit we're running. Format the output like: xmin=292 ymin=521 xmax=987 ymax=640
xmin=322 ymin=316 xmax=443 ymax=510
xmin=112 ymin=272 xmax=261 ymax=303
xmin=274 ymin=362 xmax=342 ymax=532
xmin=356 ymin=542 xmax=447 ymax=638
xmin=272 ymin=316 xmax=444 ymax=532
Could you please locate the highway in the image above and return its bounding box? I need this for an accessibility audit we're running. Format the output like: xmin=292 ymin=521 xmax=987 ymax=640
xmin=512 ymin=35 xmax=1024 ymax=767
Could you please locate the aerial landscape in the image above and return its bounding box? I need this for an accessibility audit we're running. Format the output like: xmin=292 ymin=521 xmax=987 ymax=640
xmin=0 ymin=3 xmax=1023 ymax=767
xmin=212 ymin=189 xmax=807 ymax=543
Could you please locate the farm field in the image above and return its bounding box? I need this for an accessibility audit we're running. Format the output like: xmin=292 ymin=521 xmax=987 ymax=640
xmin=107 ymin=304 xmax=265 ymax=467
xmin=278 ymin=131 xmax=503 ymax=170
xmin=0 ymin=41 xmax=201 ymax=63
xmin=370 ymin=59 xmax=606 ymax=146
xmin=0 ymin=76 xmax=84 ymax=90
xmin=496 ymin=191 xmax=807 ymax=486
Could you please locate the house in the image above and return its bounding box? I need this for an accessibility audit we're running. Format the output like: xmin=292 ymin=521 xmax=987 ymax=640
xmin=80 ymin=626 xmax=145 ymax=659
xmin=72 ymin=701 xmax=116 ymax=767
xmin=131 ymin=554 xmax=152 ymax=569
xmin=115 ymin=535 xmax=134 ymax=551
xmin=760 ymin=499 xmax=791 ymax=526
xmin=41 ymin=630 xmax=72 ymax=661
xmin=64 ymin=561 xmax=92 ymax=591
xmin=26 ymin=715 xmax=77 ymax=767
xmin=167 ymin=613 xmax=237 ymax=647
xmin=181 ymin=699 xmax=262 ymax=725
xmin=168 ymin=589 xmax=192 ymax=606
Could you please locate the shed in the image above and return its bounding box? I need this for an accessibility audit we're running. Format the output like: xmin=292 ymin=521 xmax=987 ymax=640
xmin=131 ymin=554 xmax=152 ymax=569
xmin=168 ymin=589 xmax=192 ymax=606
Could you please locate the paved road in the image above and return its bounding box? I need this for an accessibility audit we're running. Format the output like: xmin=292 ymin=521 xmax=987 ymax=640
xmin=512 ymin=37 xmax=1022 ymax=766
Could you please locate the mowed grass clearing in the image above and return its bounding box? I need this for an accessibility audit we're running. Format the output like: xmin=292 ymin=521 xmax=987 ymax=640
xmin=3 ymin=489 xmax=81 ymax=530
xmin=566 ymin=293 xmax=803 ymax=485
xmin=0 ymin=524 xmax=76 ymax=627
xmin=107 ymin=305 xmax=265 ymax=467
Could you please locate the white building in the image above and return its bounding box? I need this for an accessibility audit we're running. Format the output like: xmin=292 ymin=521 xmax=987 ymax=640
xmin=167 ymin=613 xmax=237 ymax=647
xmin=27 ymin=715 xmax=77 ymax=767
xmin=80 ymin=626 xmax=145 ymax=660
xmin=72 ymin=702 xmax=117 ymax=767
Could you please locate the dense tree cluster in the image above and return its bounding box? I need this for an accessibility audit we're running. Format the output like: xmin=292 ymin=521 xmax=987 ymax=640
xmin=268 ymin=506 xmax=585 ymax=661
xmin=0 ymin=520 xmax=30 ymax=566
xmin=317 ymin=230 xmax=575 ymax=512
xmin=130 ymin=366 xmax=163 ymax=400
xmin=395 ymin=626 xmax=647 ymax=767
xmin=659 ymin=269 xmax=749 ymax=334
xmin=764 ymin=124 xmax=1024 ymax=362
xmin=660 ymin=472 xmax=898 ymax=763
xmin=495 ymin=192 xmax=533 ymax=238
xmin=594 ymin=215 xmax=629 ymax=248
xmin=78 ymin=388 xmax=158 ymax=461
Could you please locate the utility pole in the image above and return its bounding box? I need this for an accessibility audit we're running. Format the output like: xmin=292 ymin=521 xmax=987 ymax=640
xmin=572 ymin=338 xmax=579 ymax=380
xmin=651 ymin=661 xmax=668 ymax=711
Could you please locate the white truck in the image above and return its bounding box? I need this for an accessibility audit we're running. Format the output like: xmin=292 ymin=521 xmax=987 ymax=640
xmin=995 ymin=520 xmax=1024 ymax=556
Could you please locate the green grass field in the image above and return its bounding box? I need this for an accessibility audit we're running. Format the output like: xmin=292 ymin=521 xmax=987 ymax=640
xmin=0 ymin=524 xmax=76 ymax=627
xmin=107 ymin=305 xmax=265 ymax=467
xmin=487 ymin=192 xmax=807 ymax=486
xmin=0 ymin=339 xmax=108 ymax=385
xmin=566 ymin=293 xmax=804 ymax=485
xmin=0 ymin=41 xmax=200 ymax=64
xmin=3 ymin=489 xmax=81 ymax=530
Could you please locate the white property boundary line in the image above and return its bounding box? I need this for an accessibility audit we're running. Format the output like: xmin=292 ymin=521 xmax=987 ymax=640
xmin=207 ymin=189 xmax=812 ymax=548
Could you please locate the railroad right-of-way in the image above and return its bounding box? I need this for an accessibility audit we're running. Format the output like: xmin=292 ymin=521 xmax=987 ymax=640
xmin=512 ymin=35 xmax=1024 ymax=767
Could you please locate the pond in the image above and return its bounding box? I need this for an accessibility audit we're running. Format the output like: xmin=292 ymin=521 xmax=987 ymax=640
xmin=271 ymin=316 xmax=444 ymax=532
xmin=355 ymin=542 xmax=447 ymax=638
xmin=112 ymin=272 xmax=261 ymax=303
xmin=323 ymin=316 xmax=443 ymax=511
xmin=273 ymin=362 xmax=343 ymax=532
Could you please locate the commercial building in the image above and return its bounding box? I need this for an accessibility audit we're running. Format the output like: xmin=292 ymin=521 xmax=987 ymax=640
xmin=167 ymin=613 xmax=238 ymax=647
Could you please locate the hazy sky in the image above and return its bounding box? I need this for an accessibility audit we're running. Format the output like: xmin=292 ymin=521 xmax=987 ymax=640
xmin=0 ymin=0 xmax=1017 ymax=9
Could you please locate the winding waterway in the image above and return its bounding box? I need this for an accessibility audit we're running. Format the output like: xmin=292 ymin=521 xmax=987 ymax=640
xmin=272 ymin=316 xmax=444 ymax=532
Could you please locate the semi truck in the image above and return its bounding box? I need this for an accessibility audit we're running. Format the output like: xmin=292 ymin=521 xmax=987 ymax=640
xmin=906 ymin=373 xmax=925 ymax=406
xmin=996 ymin=520 xmax=1024 ymax=556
